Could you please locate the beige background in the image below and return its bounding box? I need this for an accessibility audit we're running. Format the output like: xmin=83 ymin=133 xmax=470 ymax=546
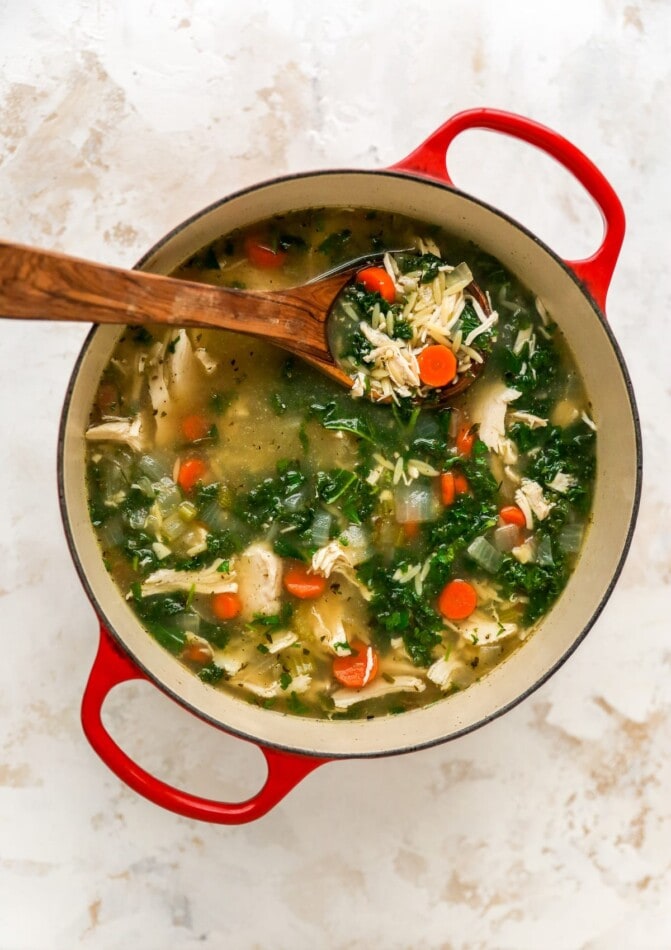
xmin=0 ymin=2 xmax=669 ymax=948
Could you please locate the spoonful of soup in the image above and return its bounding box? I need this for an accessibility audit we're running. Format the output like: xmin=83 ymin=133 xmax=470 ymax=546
xmin=0 ymin=239 xmax=494 ymax=404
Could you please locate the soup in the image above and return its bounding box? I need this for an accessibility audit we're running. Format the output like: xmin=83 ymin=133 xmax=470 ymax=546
xmin=85 ymin=208 xmax=596 ymax=720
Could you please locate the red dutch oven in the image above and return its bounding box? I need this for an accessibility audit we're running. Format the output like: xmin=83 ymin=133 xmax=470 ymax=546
xmin=58 ymin=109 xmax=642 ymax=823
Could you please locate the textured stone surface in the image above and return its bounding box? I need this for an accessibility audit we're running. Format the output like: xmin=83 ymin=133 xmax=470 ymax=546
xmin=0 ymin=2 xmax=669 ymax=947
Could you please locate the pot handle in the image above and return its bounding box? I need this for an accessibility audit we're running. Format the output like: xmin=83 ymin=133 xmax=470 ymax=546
xmin=389 ymin=108 xmax=625 ymax=312
xmin=81 ymin=623 xmax=327 ymax=824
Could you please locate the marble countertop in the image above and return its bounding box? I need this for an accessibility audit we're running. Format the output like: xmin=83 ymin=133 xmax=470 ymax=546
xmin=1 ymin=2 xmax=669 ymax=947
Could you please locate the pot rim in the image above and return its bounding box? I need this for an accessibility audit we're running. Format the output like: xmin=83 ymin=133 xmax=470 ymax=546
xmin=57 ymin=166 xmax=643 ymax=759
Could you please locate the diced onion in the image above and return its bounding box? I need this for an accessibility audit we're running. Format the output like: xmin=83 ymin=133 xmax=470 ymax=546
xmin=442 ymin=261 xmax=473 ymax=294
xmin=283 ymin=489 xmax=310 ymax=512
xmin=156 ymin=477 xmax=182 ymax=515
xmin=467 ymin=536 xmax=503 ymax=573
xmin=339 ymin=523 xmax=372 ymax=563
xmin=162 ymin=511 xmax=187 ymax=542
xmin=536 ymin=535 xmax=554 ymax=566
xmin=98 ymin=516 xmax=125 ymax=549
xmin=493 ymin=524 xmax=519 ymax=552
xmin=138 ymin=454 xmax=170 ymax=481
xmin=393 ymin=480 xmax=440 ymax=524
xmin=200 ymin=498 xmax=229 ymax=532
xmin=558 ymin=523 xmax=584 ymax=554
xmin=311 ymin=510 xmax=332 ymax=548
xmin=133 ymin=475 xmax=156 ymax=499
xmin=172 ymin=611 xmax=201 ymax=636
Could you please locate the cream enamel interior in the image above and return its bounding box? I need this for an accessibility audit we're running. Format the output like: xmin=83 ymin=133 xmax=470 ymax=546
xmin=59 ymin=171 xmax=640 ymax=758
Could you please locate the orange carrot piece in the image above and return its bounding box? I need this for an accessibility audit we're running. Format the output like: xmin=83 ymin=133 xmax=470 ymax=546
xmin=416 ymin=345 xmax=458 ymax=387
xmin=244 ymin=235 xmax=288 ymax=269
xmin=181 ymin=414 xmax=210 ymax=442
xmin=456 ymin=423 xmax=475 ymax=458
xmin=499 ymin=505 xmax=527 ymax=528
xmin=177 ymin=458 xmax=207 ymax=493
xmin=332 ymin=639 xmax=379 ymax=689
xmin=356 ymin=266 xmax=396 ymax=304
xmin=182 ymin=640 xmax=213 ymax=664
xmin=402 ymin=520 xmax=420 ymax=540
xmin=283 ymin=563 xmax=327 ymax=600
xmin=438 ymin=578 xmax=478 ymax=621
xmin=453 ymin=472 xmax=469 ymax=495
xmin=211 ymin=591 xmax=242 ymax=621
xmin=96 ymin=381 xmax=118 ymax=414
xmin=440 ymin=471 xmax=456 ymax=506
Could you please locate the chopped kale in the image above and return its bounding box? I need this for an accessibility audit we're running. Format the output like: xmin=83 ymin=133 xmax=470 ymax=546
xmin=277 ymin=233 xmax=307 ymax=252
xmin=359 ymin=558 xmax=443 ymax=667
xmin=317 ymin=228 xmax=352 ymax=261
xmin=198 ymin=662 xmax=225 ymax=684
xmin=131 ymin=326 xmax=154 ymax=345
xmin=510 ymin=419 xmax=596 ymax=513
xmin=394 ymin=251 xmax=443 ymax=283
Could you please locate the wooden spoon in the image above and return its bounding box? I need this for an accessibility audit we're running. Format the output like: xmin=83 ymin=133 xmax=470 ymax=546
xmin=0 ymin=240 xmax=487 ymax=401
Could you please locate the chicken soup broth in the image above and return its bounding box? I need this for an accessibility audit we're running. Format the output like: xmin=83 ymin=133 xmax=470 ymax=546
xmin=85 ymin=207 xmax=596 ymax=720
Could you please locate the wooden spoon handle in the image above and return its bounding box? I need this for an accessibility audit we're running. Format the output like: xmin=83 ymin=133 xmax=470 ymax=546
xmin=0 ymin=240 xmax=351 ymax=364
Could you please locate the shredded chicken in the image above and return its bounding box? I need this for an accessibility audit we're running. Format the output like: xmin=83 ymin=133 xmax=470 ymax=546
xmin=310 ymin=540 xmax=372 ymax=600
xmin=236 ymin=543 xmax=283 ymax=620
xmin=469 ymin=382 xmax=521 ymax=454
xmin=137 ymin=557 xmax=236 ymax=597
xmin=515 ymin=478 xmax=553 ymax=528
xmin=426 ymin=656 xmax=465 ymax=691
xmin=85 ymin=415 xmax=147 ymax=453
xmin=331 ymin=675 xmax=425 ymax=709
xmin=508 ymin=410 xmax=548 ymax=429
xmin=446 ymin=609 xmax=519 ymax=646
xmin=546 ymin=472 xmax=577 ymax=494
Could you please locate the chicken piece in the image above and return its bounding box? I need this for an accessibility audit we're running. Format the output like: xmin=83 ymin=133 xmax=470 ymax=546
xmin=331 ymin=675 xmax=425 ymax=710
xmin=546 ymin=472 xmax=578 ymax=494
xmin=137 ymin=557 xmax=236 ymax=597
xmin=236 ymin=543 xmax=283 ymax=621
xmin=514 ymin=478 xmax=553 ymax=528
xmin=426 ymin=656 xmax=466 ymax=691
xmin=146 ymin=330 xmax=205 ymax=447
xmin=194 ymin=347 xmax=218 ymax=375
xmin=310 ymin=539 xmax=372 ymax=601
xmin=508 ymin=410 xmax=548 ymax=429
xmin=448 ymin=609 xmax=518 ymax=646
xmin=468 ymin=381 xmax=521 ymax=454
xmin=85 ymin=414 xmax=147 ymax=453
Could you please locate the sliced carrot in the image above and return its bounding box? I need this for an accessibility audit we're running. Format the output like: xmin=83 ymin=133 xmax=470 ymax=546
xmin=356 ymin=266 xmax=396 ymax=304
xmin=402 ymin=520 xmax=420 ymax=540
xmin=456 ymin=423 xmax=475 ymax=458
xmin=416 ymin=345 xmax=458 ymax=388
xmin=244 ymin=235 xmax=287 ymax=269
xmin=96 ymin=381 xmax=118 ymax=414
xmin=332 ymin=639 xmax=379 ymax=689
xmin=440 ymin=471 xmax=456 ymax=506
xmin=182 ymin=640 xmax=213 ymax=664
xmin=499 ymin=505 xmax=527 ymax=528
xmin=181 ymin=413 xmax=210 ymax=442
xmin=177 ymin=457 xmax=207 ymax=493
xmin=438 ymin=578 xmax=478 ymax=621
xmin=454 ymin=472 xmax=469 ymax=495
xmin=211 ymin=591 xmax=242 ymax=621
xmin=283 ymin=562 xmax=327 ymax=600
